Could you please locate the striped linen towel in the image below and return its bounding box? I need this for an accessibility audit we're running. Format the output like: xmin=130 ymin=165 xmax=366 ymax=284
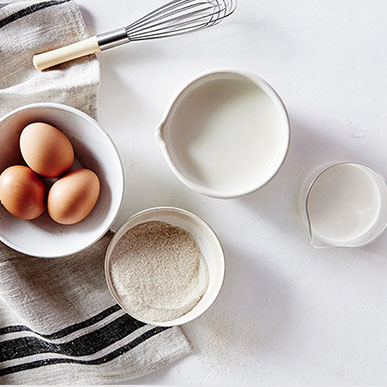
xmin=0 ymin=0 xmax=192 ymax=384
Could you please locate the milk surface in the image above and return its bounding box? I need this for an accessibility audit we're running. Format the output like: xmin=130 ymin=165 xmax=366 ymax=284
xmin=168 ymin=77 xmax=286 ymax=192
xmin=307 ymin=164 xmax=381 ymax=243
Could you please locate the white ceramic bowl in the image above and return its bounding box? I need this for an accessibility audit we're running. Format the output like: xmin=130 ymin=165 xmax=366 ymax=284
xmin=105 ymin=207 xmax=225 ymax=326
xmin=0 ymin=103 xmax=124 ymax=257
xmin=156 ymin=69 xmax=290 ymax=199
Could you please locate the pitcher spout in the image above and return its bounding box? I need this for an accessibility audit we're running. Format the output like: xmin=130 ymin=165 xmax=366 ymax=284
xmin=310 ymin=232 xmax=332 ymax=249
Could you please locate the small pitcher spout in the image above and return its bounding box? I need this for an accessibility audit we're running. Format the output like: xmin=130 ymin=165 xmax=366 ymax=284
xmin=306 ymin=211 xmax=333 ymax=248
xmin=155 ymin=120 xmax=168 ymax=147
xmin=304 ymin=193 xmax=333 ymax=248
xmin=310 ymin=232 xmax=331 ymax=249
xmin=155 ymin=123 xmax=164 ymax=146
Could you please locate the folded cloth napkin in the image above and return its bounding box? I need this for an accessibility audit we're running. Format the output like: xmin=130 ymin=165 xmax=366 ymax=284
xmin=0 ymin=0 xmax=192 ymax=384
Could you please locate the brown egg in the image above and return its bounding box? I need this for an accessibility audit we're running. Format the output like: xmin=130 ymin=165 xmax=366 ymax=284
xmin=47 ymin=169 xmax=100 ymax=225
xmin=20 ymin=122 xmax=74 ymax=178
xmin=0 ymin=165 xmax=45 ymax=220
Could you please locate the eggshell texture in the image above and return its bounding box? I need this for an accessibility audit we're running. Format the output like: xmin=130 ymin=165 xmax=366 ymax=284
xmin=20 ymin=122 xmax=74 ymax=178
xmin=47 ymin=169 xmax=100 ymax=225
xmin=0 ymin=165 xmax=45 ymax=220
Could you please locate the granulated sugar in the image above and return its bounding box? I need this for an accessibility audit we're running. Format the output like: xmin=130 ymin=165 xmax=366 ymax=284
xmin=109 ymin=221 xmax=209 ymax=322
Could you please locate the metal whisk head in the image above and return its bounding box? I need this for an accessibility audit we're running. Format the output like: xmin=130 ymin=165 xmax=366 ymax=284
xmin=126 ymin=0 xmax=237 ymax=41
xmin=32 ymin=0 xmax=237 ymax=70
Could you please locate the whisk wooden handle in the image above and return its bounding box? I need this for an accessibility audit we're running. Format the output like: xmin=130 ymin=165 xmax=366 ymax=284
xmin=33 ymin=36 xmax=100 ymax=71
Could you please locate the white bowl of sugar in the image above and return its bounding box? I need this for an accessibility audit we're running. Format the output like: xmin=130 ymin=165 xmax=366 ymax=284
xmin=105 ymin=207 xmax=224 ymax=326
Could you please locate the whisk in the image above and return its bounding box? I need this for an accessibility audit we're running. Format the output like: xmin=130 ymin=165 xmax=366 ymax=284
xmin=33 ymin=0 xmax=237 ymax=71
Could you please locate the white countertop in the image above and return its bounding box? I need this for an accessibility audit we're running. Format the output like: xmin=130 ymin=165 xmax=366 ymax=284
xmin=76 ymin=0 xmax=387 ymax=383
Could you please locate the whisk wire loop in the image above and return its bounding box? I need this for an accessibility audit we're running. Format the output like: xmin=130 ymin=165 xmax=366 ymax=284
xmin=125 ymin=0 xmax=236 ymax=41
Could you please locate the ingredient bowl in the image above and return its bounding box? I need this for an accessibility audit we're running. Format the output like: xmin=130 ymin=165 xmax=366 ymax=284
xmin=299 ymin=161 xmax=387 ymax=248
xmin=105 ymin=207 xmax=225 ymax=326
xmin=156 ymin=69 xmax=290 ymax=199
xmin=0 ymin=103 xmax=124 ymax=257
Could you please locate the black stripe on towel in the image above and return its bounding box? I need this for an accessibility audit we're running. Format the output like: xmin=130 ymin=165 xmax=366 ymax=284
xmin=0 ymin=0 xmax=70 ymax=29
xmin=0 ymin=326 xmax=170 ymax=377
xmin=0 ymin=304 xmax=122 ymax=340
xmin=0 ymin=313 xmax=146 ymax=362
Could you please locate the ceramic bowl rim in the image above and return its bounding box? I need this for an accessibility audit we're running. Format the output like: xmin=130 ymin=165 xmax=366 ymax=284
xmin=104 ymin=206 xmax=225 ymax=326
xmin=156 ymin=68 xmax=291 ymax=199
